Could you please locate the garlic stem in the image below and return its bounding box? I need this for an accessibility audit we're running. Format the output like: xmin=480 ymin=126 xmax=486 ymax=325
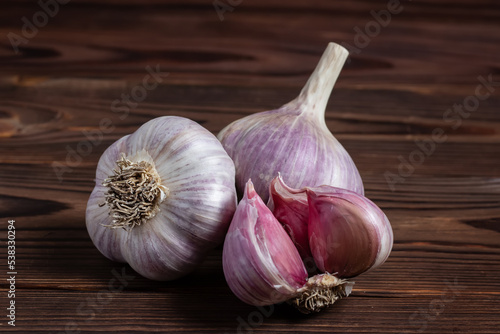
xmin=101 ymin=154 xmax=168 ymax=230
xmin=293 ymin=43 xmax=349 ymax=123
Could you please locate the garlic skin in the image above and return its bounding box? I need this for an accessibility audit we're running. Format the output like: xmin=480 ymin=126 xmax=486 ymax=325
xmin=269 ymin=175 xmax=393 ymax=278
xmin=223 ymin=179 xmax=354 ymax=313
xmin=218 ymin=43 xmax=364 ymax=202
xmin=86 ymin=116 xmax=237 ymax=281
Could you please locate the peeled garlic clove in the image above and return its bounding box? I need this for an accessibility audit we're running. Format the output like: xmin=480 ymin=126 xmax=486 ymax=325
xmin=268 ymin=174 xmax=311 ymax=260
xmin=218 ymin=42 xmax=364 ymax=202
xmin=308 ymin=188 xmax=394 ymax=278
xmin=86 ymin=116 xmax=237 ymax=281
xmin=223 ymin=180 xmax=308 ymax=306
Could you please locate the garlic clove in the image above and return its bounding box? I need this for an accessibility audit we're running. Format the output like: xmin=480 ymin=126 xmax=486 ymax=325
xmin=268 ymin=175 xmax=348 ymax=264
xmin=268 ymin=175 xmax=393 ymax=278
xmin=224 ymin=178 xmax=392 ymax=312
xmin=307 ymin=188 xmax=393 ymax=278
xmin=268 ymin=174 xmax=311 ymax=260
xmin=223 ymin=180 xmax=308 ymax=306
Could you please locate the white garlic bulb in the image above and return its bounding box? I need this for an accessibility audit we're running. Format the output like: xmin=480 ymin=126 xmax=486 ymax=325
xmin=86 ymin=116 xmax=237 ymax=281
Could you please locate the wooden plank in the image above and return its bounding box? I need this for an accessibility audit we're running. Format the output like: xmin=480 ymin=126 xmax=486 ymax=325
xmin=0 ymin=0 xmax=499 ymax=332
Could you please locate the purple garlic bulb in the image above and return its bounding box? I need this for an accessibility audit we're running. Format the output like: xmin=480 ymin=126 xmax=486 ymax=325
xmin=218 ymin=43 xmax=364 ymax=202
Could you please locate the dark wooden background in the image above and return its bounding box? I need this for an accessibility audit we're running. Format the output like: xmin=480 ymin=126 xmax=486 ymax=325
xmin=1 ymin=0 xmax=499 ymax=333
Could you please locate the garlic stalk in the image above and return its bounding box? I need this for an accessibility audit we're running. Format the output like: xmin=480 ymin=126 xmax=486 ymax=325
xmin=86 ymin=116 xmax=237 ymax=281
xmin=223 ymin=178 xmax=393 ymax=313
xmin=218 ymin=43 xmax=363 ymax=202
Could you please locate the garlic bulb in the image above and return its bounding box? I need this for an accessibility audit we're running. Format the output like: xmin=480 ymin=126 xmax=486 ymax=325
xmin=223 ymin=178 xmax=392 ymax=313
xmin=86 ymin=116 xmax=237 ymax=281
xmin=218 ymin=43 xmax=363 ymax=202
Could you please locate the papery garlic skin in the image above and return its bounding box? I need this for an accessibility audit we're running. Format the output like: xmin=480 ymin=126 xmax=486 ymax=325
xmin=86 ymin=116 xmax=237 ymax=281
xmin=222 ymin=180 xmax=308 ymax=306
xmin=218 ymin=43 xmax=364 ymax=202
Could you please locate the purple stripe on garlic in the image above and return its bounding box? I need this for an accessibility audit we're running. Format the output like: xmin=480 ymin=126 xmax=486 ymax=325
xmin=86 ymin=116 xmax=237 ymax=281
xmin=218 ymin=43 xmax=364 ymax=202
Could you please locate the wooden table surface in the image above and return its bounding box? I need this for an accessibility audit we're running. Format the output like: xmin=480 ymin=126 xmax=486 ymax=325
xmin=1 ymin=0 xmax=499 ymax=333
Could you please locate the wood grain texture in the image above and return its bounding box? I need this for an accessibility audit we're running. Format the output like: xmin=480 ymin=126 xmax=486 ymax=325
xmin=0 ymin=0 xmax=499 ymax=333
